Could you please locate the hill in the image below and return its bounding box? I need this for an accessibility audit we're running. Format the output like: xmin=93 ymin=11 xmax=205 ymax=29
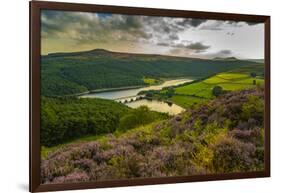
xmin=41 ymin=88 xmax=264 ymax=183
xmin=245 ymin=59 xmax=265 ymax=64
xmin=213 ymin=56 xmax=238 ymax=61
xmin=41 ymin=96 xmax=168 ymax=147
xmin=41 ymin=49 xmax=262 ymax=96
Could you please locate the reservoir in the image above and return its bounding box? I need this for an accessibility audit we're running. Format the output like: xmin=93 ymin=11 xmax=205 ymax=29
xmin=126 ymin=99 xmax=184 ymax=115
xmin=80 ymin=78 xmax=192 ymax=115
xmin=81 ymin=78 xmax=192 ymax=100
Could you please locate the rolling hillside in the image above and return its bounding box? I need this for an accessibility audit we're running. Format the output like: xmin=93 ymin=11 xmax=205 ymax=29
xmin=41 ymin=96 xmax=168 ymax=148
xmin=41 ymin=49 xmax=262 ymax=96
xmin=41 ymin=88 xmax=265 ymax=183
xmin=170 ymin=64 xmax=264 ymax=108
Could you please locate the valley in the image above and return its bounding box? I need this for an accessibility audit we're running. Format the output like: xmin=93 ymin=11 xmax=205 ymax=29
xmin=41 ymin=49 xmax=261 ymax=96
xmin=40 ymin=49 xmax=265 ymax=184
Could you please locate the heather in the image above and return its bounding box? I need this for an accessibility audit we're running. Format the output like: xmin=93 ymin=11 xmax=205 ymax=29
xmin=41 ymin=88 xmax=264 ymax=184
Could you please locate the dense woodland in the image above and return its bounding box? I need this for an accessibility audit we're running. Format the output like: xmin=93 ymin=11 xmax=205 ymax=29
xmin=41 ymin=49 xmax=260 ymax=96
xmin=41 ymin=97 xmax=168 ymax=147
xmin=41 ymin=88 xmax=265 ymax=183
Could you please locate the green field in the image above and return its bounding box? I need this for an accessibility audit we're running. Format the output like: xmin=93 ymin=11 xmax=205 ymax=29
xmin=143 ymin=77 xmax=162 ymax=85
xmin=171 ymin=95 xmax=207 ymax=108
xmin=175 ymin=82 xmax=210 ymax=95
xmin=170 ymin=66 xmax=264 ymax=108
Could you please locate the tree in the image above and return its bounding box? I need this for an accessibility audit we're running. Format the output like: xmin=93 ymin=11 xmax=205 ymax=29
xmin=166 ymin=87 xmax=175 ymax=98
xmin=212 ymin=86 xmax=223 ymax=97
xmin=145 ymin=91 xmax=153 ymax=98
xmin=250 ymin=72 xmax=257 ymax=78
xmin=118 ymin=114 xmax=138 ymax=132
xmin=118 ymin=106 xmax=167 ymax=132
xmin=40 ymin=97 xmax=129 ymax=147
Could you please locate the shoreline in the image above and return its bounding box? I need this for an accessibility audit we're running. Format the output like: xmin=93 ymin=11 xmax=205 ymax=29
xmin=80 ymin=77 xmax=195 ymax=97
xmin=88 ymin=85 xmax=145 ymax=94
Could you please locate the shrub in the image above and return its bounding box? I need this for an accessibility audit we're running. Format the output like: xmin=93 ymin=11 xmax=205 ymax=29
xmin=118 ymin=114 xmax=138 ymax=132
xmin=52 ymin=170 xmax=90 ymax=183
xmin=212 ymin=136 xmax=256 ymax=173
xmin=118 ymin=106 xmax=168 ymax=132
xmin=212 ymin=86 xmax=223 ymax=97
xmin=241 ymin=95 xmax=264 ymax=122
xmin=250 ymin=72 xmax=257 ymax=78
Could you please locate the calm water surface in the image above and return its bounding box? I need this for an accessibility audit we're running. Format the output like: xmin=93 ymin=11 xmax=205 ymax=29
xmin=81 ymin=78 xmax=192 ymax=100
xmin=126 ymin=99 xmax=184 ymax=115
xmin=80 ymin=78 xmax=192 ymax=114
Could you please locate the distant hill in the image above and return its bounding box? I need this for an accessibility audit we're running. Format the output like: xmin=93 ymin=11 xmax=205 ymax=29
xmin=47 ymin=49 xmax=114 ymax=57
xmin=41 ymin=49 xmax=263 ymax=96
xmin=245 ymin=59 xmax=264 ymax=64
xmin=213 ymin=57 xmax=238 ymax=61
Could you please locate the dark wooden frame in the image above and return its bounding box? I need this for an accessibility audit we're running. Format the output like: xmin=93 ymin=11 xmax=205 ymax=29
xmin=30 ymin=1 xmax=270 ymax=192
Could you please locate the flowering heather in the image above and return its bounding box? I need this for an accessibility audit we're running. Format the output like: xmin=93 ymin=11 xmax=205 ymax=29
xmin=41 ymin=88 xmax=264 ymax=184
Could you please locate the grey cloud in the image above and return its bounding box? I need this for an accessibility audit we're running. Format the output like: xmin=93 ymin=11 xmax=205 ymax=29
xmin=42 ymin=11 xmax=102 ymax=41
xmin=169 ymin=48 xmax=181 ymax=55
xmin=226 ymin=32 xmax=235 ymax=36
xmin=185 ymin=42 xmax=210 ymax=52
xmin=218 ymin=50 xmax=232 ymax=55
xmin=108 ymin=15 xmax=143 ymax=31
xmin=169 ymin=48 xmax=234 ymax=59
xmin=190 ymin=19 xmax=207 ymax=27
xmin=200 ymin=20 xmax=246 ymax=31
xmin=169 ymin=34 xmax=179 ymax=40
xmin=200 ymin=21 xmax=225 ymax=31
xmin=142 ymin=17 xmax=179 ymax=34
xmin=163 ymin=26 xmax=171 ymax=33
xmin=157 ymin=40 xmax=210 ymax=53
xmin=41 ymin=10 xmax=152 ymax=45
xmin=228 ymin=21 xmax=261 ymax=26
xmin=41 ymin=10 xmax=254 ymax=56
xmin=142 ymin=17 xmax=207 ymax=45
xmin=245 ymin=21 xmax=260 ymax=26
xmin=168 ymin=48 xmax=193 ymax=57
xmin=226 ymin=21 xmax=242 ymax=27
xmin=201 ymin=49 xmax=233 ymax=58
xmin=157 ymin=42 xmax=170 ymax=47
xmin=200 ymin=20 xmax=260 ymax=31
xmin=177 ymin=18 xmax=207 ymax=27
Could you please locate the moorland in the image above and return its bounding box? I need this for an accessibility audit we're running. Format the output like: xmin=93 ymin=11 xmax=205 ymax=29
xmin=40 ymin=49 xmax=265 ymax=183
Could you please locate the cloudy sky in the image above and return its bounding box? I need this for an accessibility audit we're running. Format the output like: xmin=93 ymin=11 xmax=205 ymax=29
xmin=41 ymin=10 xmax=264 ymax=59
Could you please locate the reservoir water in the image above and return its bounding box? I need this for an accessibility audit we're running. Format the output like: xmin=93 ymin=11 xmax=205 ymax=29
xmin=126 ymin=99 xmax=184 ymax=115
xmin=80 ymin=78 xmax=192 ymax=115
xmin=81 ymin=79 xmax=192 ymax=100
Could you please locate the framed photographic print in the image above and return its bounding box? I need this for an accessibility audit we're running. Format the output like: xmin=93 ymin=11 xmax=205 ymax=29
xmin=30 ymin=1 xmax=270 ymax=192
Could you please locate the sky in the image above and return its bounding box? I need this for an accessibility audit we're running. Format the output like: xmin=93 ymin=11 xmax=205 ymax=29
xmin=41 ymin=10 xmax=264 ymax=59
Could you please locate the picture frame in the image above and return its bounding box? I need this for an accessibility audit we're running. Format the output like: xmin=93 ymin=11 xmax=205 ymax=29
xmin=30 ymin=1 xmax=270 ymax=192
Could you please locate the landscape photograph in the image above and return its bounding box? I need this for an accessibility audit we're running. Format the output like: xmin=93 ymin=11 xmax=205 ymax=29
xmin=40 ymin=10 xmax=265 ymax=184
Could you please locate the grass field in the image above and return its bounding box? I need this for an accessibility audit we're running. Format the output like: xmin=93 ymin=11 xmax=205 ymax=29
xmin=143 ymin=77 xmax=161 ymax=85
xmin=171 ymin=95 xmax=207 ymax=108
xmin=171 ymin=68 xmax=264 ymax=108
xmin=175 ymin=82 xmax=210 ymax=95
